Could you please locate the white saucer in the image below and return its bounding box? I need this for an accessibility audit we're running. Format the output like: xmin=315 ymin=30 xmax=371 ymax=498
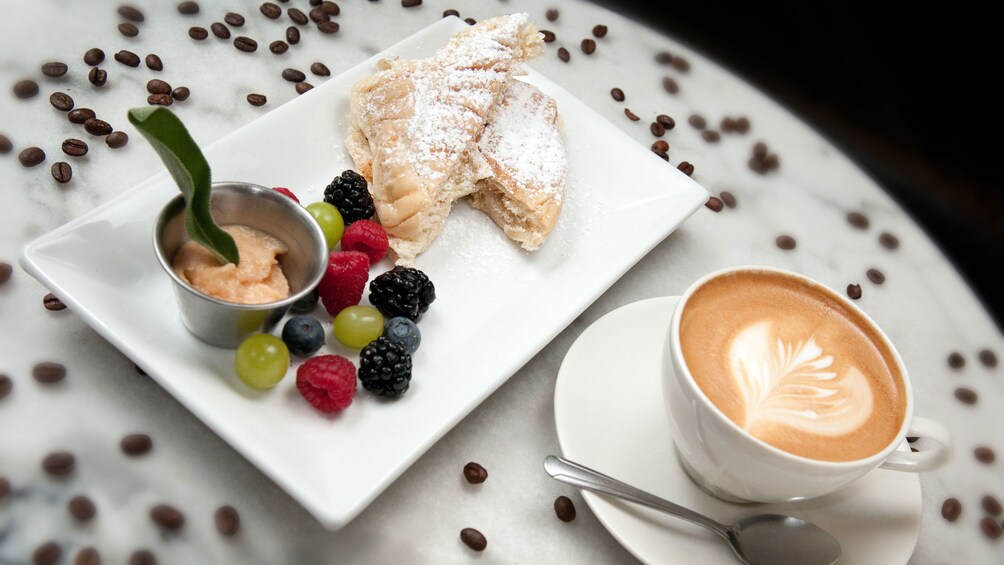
xmin=554 ymin=297 xmax=922 ymax=565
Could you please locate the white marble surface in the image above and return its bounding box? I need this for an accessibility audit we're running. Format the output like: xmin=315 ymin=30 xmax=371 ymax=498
xmin=1 ymin=1 xmax=1001 ymax=564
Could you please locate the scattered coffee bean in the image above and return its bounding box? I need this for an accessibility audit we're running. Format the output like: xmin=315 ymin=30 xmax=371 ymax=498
xmin=43 ymin=292 xmax=66 ymax=310
xmin=954 ymin=387 xmax=978 ymax=405
xmin=554 ymin=495 xmax=576 ymax=522
xmin=651 ymin=139 xmax=669 ymax=153
xmin=270 ymin=40 xmax=289 ymax=54
xmin=610 ymin=87 xmax=624 ymax=102
xmin=650 ymin=121 xmax=665 ymax=137
xmin=980 ymin=517 xmax=1003 ymax=539
xmin=282 ymin=68 xmax=306 ymax=82
xmin=84 ymin=48 xmax=105 ymax=66
xmin=84 ymin=118 xmax=113 ymax=136
xmin=147 ymin=79 xmax=171 ymax=95
xmin=189 ymin=26 xmax=208 ymax=40
xmin=19 ymin=147 xmax=46 ymax=167
xmin=261 ymin=2 xmax=282 ymax=19
xmin=879 ymin=232 xmax=900 ymax=250
xmin=401 ymin=0 xmax=422 ymax=6
xmin=672 ymin=56 xmax=690 ymax=72
xmin=13 ymin=79 xmax=39 ymax=99
xmin=444 ymin=9 xmax=460 ymax=18
xmin=753 ymin=141 xmax=768 ymax=158
xmin=975 ymin=447 xmax=996 ymax=464
xmin=288 ymin=7 xmax=308 ymax=25
xmin=150 ymin=504 xmax=185 ymax=530
xmin=866 ymin=268 xmax=885 ymax=285
xmin=310 ymin=62 xmax=331 ymax=77
xmin=51 ymin=162 xmax=72 ymax=184
xmin=846 ymin=284 xmax=862 ymax=300
xmin=247 ymin=93 xmax=267 ymax=106
xmin=720 ymin=191 xmax=737 ymax=208
xmin=33 ymin=542 xmax=61 ymax=565
xmin=735 ymin=116 xmax=750 ymax=133
xmin=49 ymin=92 xmax=74 ymax=112
xmin=546 ymin=8 xmax=559 ymax=21
xmin=119 ymin=22 xmax=140 ymax=37
xmin=68 ymin=495 xmax=97 ymax=521
xmin=460 ymin=528 xmax=487 ymax=551
xmin=656 ymin=114 xmax=675 ymax=129
xmin=225 ymin=12 xmax=245 ymax=27
xmin=88 ymin=67 xmax=108 ymax=87
xmin=705 ymin=197 xmax=723 ymax=212
xmin=106 ymin=131 xmax=129 ymax=148
xmin=321 ymin=1 xmax=340 ymax=15
xmin=286 ymin=26 xmax=300 ymax=44
xmin=0 ymin=375 xmax=12 ymax=399
xmin=764 ymin=154 xmax=780 ymax=169
xmin=42 ymin=451 xmax=75 ymax=476
xmin=652 ymin=149 xmax=669 ymax=161
xmin=75 ymin=547 xmax=101 ymax=565
xmin=0 ymin=134 xmax=12 ymax=154
xmin=121 ymin=433 xmax=153 ymax=456
xmin=948 ymin=352 xmax=965 ymax=369
xmin=148 ymin=94 xmax=173 ymax=106
xmin=677 ymin=161 xmax=695 ymax=176
xmin=702 ymin=130 xmax=721 ymax=143
xmin=593 ymin=24 xmax=608 ymax=38
xmin=41 ymin=62 xmax=69 ymax=77
xmin=317 ymin=20 xmax=339 ymax=33
xmin=688 ymin=114 xmax=707 ymax=130
xmin=906 ymin=436 xmax=919 ymax=443
xmin=33 ymin=362 xmax=66 ymax=384
xmin=619 ymin=108 xmax=639 ymax=122
xmin=721 ymin=117 xmax=737 ymax=133
xmin=656 ymin=51 xmax=674 ymax=64
xmin=0 ymin=476 xmax=9 ymax=496
xmin=128 ymin=550 xmax=157 ymax=565
xmin=178 ymin=1 xmax=199 ymax=14
xmin=776 ymin=235 xmax=797 ymax=250
xmin=145 ymin=53 xmax=163 ymax=71
xmin=215 ymin=505 xmax=241 ymax=536
xmin=68 ymin=108 xmax=96 ymax=124
xmin=234 ymin=36 xmax=258 ymax=53
xmin=581 ymin=38 xmax=596 ymax=54
xmin=979 ymin=349 xmax=997 ymax=368
xmin=118 ymin=5 xmax=145 ymax=22
xmin=983 ymin=495 xmax=1002 ymax=516
xmin=211 ymin=22 xmax=231 ymax=39
xmin=942 ymin=497 xmax=962 ymax=521
xmin=309 ymin=7 xmax=329 ymax=22
xmin=847 ymin=211 xmax=869 ymax=229
xmin=295 ymin=82 xmax=313 ymax=94
xmin=557 ymin=47 xmax=570 ymax=62
xmin=463 ymin=462 xmax=488 ymax=484
xmin=541 ymin=30 xmax=556 ymax=42
xmin=114 ymin=50 xmax=140 ymax=67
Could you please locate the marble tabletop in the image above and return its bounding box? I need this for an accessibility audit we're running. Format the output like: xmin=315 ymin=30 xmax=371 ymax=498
xmin=1 ymin=1 xmax=1001 ymax=563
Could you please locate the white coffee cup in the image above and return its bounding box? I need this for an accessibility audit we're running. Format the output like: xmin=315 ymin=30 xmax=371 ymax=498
xmin=661 ymin=266 xmax=951 ymax=503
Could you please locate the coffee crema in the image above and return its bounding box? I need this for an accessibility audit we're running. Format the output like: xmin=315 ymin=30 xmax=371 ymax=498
xmin=679 ymin=270 xmax=907 ymax=462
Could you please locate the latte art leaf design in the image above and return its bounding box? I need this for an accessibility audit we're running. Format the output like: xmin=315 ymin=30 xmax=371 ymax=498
xmin=729 ymin=321 xmax=873 ymax=436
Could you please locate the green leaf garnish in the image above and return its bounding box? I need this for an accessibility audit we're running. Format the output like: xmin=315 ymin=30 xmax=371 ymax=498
xmin=128 ymin=106 xmax=239 ymax=265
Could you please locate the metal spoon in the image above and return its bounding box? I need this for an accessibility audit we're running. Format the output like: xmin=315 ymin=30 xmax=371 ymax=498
xmin=544 ymin=455 xmax=841 ymax=565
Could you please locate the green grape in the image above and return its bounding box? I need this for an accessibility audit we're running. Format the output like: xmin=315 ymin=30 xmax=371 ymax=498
xmin=235 ymin=334 xmax=290 ymax=389
xmin=332 ymin=305 xmax=384 ymax=349
xmin=306 ymin=201 xmax=345 ymax=250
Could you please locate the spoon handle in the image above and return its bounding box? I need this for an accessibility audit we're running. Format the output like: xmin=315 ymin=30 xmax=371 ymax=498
xmin=544 ymin=455 xmax=730 ymax=540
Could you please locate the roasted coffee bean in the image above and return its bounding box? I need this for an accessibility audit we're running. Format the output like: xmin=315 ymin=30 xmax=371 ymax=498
xmin=178 ymin=1 xmax=200 ymax=15
xmin=41 ymin=62 xmax=68 ymax=77
xmin=581 ymin=38 xmax=596 ymax=54
xmin=33 ymin=542 xmax=62 ymax=565
xmin=955 ymin=387 xmax=978 ymax=405
xmin=247 ymin=93 xmax=267 ymax=106
xmin=270 ymin=40 xmax=289 ymax=54
xmin=68 ymin=495 xmax=96 ymax=521
xmin=623 ymin=108 xmax=639 ymax=121
xmin=662 ymin=76 xmax=679 ymax=94
xmin=651 ymin=139 xmax=669 ymax=153
xmin=151 ymin=504 xmax=185 ymax=530
xmin=84 ymin=118 xmax=113 ymax=136
xmin=753 ymin=141 xmax=768 ymax=158
xmin=546 ymin=8 xmax=559 ymax=21
xmin=148 ymin=94 xmax=173 ymax=106
xmin=295 ymin=82 xmax=313 ymax=94
xmin=948 ymin=352 xmax=965 ymax=369
xmin=118 ymin=5 xmax=145 ymax=22
xmin=702 ymin=130 xmax=721 ymax=143
xmin=114 ymin=50 xmax=140 ymax=67
xmin=720 ymin=191 xmax=737 ymax=208
xmin=309 ymin=7 xmax=329 ymax=22
xmin=764 ymin=153 xmax=780 ymax=170
xmin=593 ymin=24 xmax=608 ymax=38
xmin=317 ymin=21 xmax=339 ymax=33
xmin=310 ymin=62 xmax=331 ymax=76
xmin=942 ymin=498 xmax=962 ymax=521
xmin=171 ymin=87 xmax=190 ymax=102
xmin=705 ymin=197 xmax=723 ymax=212
xmin=979 ymin=349 xmax=998 ymax=368
xmin=688 ymin=114 xmax=707 ymax=130
xmin=321 ymin=1 xmax=340 ymax=15
xmin=554 ymin=495 xmax=576 ymax=522
xmin=610 ymin=87 xmax=624 ymax=101
xmin=129 ymin=550 xmax=157 ymax=565
xmin=189 ymin=26 xmax=208 ymax=40
xmin=443 ymin=9 xmax=460 ymax=17
xmin=84 ymin=48 xmax=105 ymax=66
xmin=463 ymin=462 xmax=488 ymax=484
xmin=49 ymin=92 xmax=74 ymax=112
xmin=215 ymin=505 xmax=241 ymax=536
xmin=51 ymin=162 xmax=72 ymax=184
xmin=847 ymin=211 xmax=869 ymax=229
xmin=13 ymin=79 xmax=39 ymax=99
xmin=402 ymin=0 xmax=422 ymax=6
xmin=234 ymin=36 xmax=258 ymax=52
xmin=775 ymin=235 xmax=797 ymax=250
xmin=879 ymin=232 xmax=899 ymax=250
xmin=846 ymin=283 xmax=862 ymax=300
xmin=656 ymin=51 xmax=673 ymax=64
xmin=0 ymin=476 xmax=10 ymax=496
xmin=68 ymin=108 xmax=96 ymax=124
xmin=43 ymin=292 xmax=66 ymax=310
xmin=0 ymin=134 xmax=12 ymax=154
xmin=983 ymin=495 xmax=1003 ymax=516
xmin=980 ymin=517 xmax=1003 ymax=539
xmin=88 ymin=67 xmax=108 ymax=87
xmin=211 ymin=22 xmax=231 ymax=39
xmin=0 ymin=375 xmax=12 ymax=399
xmin=464 ymin=18 xmax=477 ymax=25
xmin=33 ymin=362 xmax=66 ymax=384
xmin=541 ymin=30 xmax=555 ymax=42
xmin=672 ymin=56 xmax=690 ymax=72
xmin=121 ymin=433 xmax=153 ymax=456
xmin=282 ymin=68 xmax=306 ymax=82
xmin=656 ymin=114 xmax=675 ymax=129
xmin=119 ymin=22 xmax=140 ymax=37
xmin=261 ymin=2 xmax=282 ymax=19
xmin=286 ymin=26 xmax=300 ymax=44
xmin=721 ymin=117 xmax=737 ymax=133
xmin=735 ymin=116 xmax=750 ymax=133
xmin=147 ymin=79 xmax=172 ymax=94
xmin=75 ymin=547 xmax=101 ymax=565
xmin=106 ymin=131 xmax=129 ymax=148
xmin=557 ymin=47 xmax=570 ymax=62
xmin=225 ymin=12 xmax=245 ymax=26
xmin=652 ymin=149 xmax=669 ymax=161
xmin=677 ymin=161 xmax=695 ymax=176
xmin=975 ymin=447 xmax=996 ymax=464
xmin=145 ymin=53 xmax=163 ymax=71
xmin=42 ymin=451 xmax=75 ymax=475
xmin=650 ymin=122 xmax=665 ymax=137
xmin=288 ymin=8 xmax=308 ymax=25
xmin=460 ymin=528 xmax=487 ymax=551
xmin=866 ymin=268 xmax=885 ymax=285
xmin=19 ymin=147 xmax=46 ymax=167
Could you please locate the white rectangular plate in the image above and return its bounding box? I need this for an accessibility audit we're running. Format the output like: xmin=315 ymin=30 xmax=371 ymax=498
xmin=21 ymin=18 xmax=708 ymax=529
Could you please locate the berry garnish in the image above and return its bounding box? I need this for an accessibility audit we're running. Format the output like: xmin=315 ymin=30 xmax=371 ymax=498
xmin=271 ymin=186 xmax=300 ymax=203
xmin=368 ymin=266 xmax=436 ymax=322
xmin=289 ymin=288 xmax=319 ymax=314
xmin=332 ymin=305 xmax=384 ymax=349
xmin=296 ymin=355 xmax=356 ymax=413
xmin=281 ymin=315 xmax=325 ymax=356
xmin=234 ymin=334 xmax=289 ymax=389
xmin=358 ymin=337 xmax=412 ymax=398
xmin=317 ymin=251 xmax=370 ymax=316
xmin=306 ymin=201 xmax=345 ymax=250
xmin=323 ymin=170 xmax=375 ymax=224
xmin=384 ymin=316 xmax=421 ymax=354
xmin=340 ymin=219 xmax=389 ymax=263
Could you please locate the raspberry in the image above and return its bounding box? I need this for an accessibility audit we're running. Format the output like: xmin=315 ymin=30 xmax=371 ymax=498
xmin=341 ymin=220 xmax=389 ymax=263
xmin=271 ymin=186 xmax=300 ymax=203
xmin=296 ymin=355 xmax=356 ymax=413
xmin=317 ymin=251 xmax=370 ymax=316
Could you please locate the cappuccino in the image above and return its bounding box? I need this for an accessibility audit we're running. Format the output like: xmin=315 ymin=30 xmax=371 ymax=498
xmin=679 ymin=270 xmax=907 ymax=462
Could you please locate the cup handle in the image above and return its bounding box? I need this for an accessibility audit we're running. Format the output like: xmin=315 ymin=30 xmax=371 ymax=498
xmin=879 ymin=417 xmax=952 ymax=472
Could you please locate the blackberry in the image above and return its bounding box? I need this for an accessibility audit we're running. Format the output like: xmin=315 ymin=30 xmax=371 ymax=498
xmin=323 ymin=170 xmax=375 ymax=224
xmin=358 ymin=337 xmax=412 ymax=397
xmin=368 ymin=266 xmax=436 ymax=322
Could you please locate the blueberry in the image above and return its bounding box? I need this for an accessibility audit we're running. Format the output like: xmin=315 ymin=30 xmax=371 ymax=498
xmin=290 ymin=288 xmax=319 ymax=314
xmin=281 ymin=315 xmax=325 ymax=357
xmin=383 ymin=316 xmax=420 ymax=354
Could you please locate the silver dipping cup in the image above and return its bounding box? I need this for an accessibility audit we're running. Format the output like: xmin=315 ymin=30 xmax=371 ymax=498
xmin=154 ymin=182 xmax=327 ymax=348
